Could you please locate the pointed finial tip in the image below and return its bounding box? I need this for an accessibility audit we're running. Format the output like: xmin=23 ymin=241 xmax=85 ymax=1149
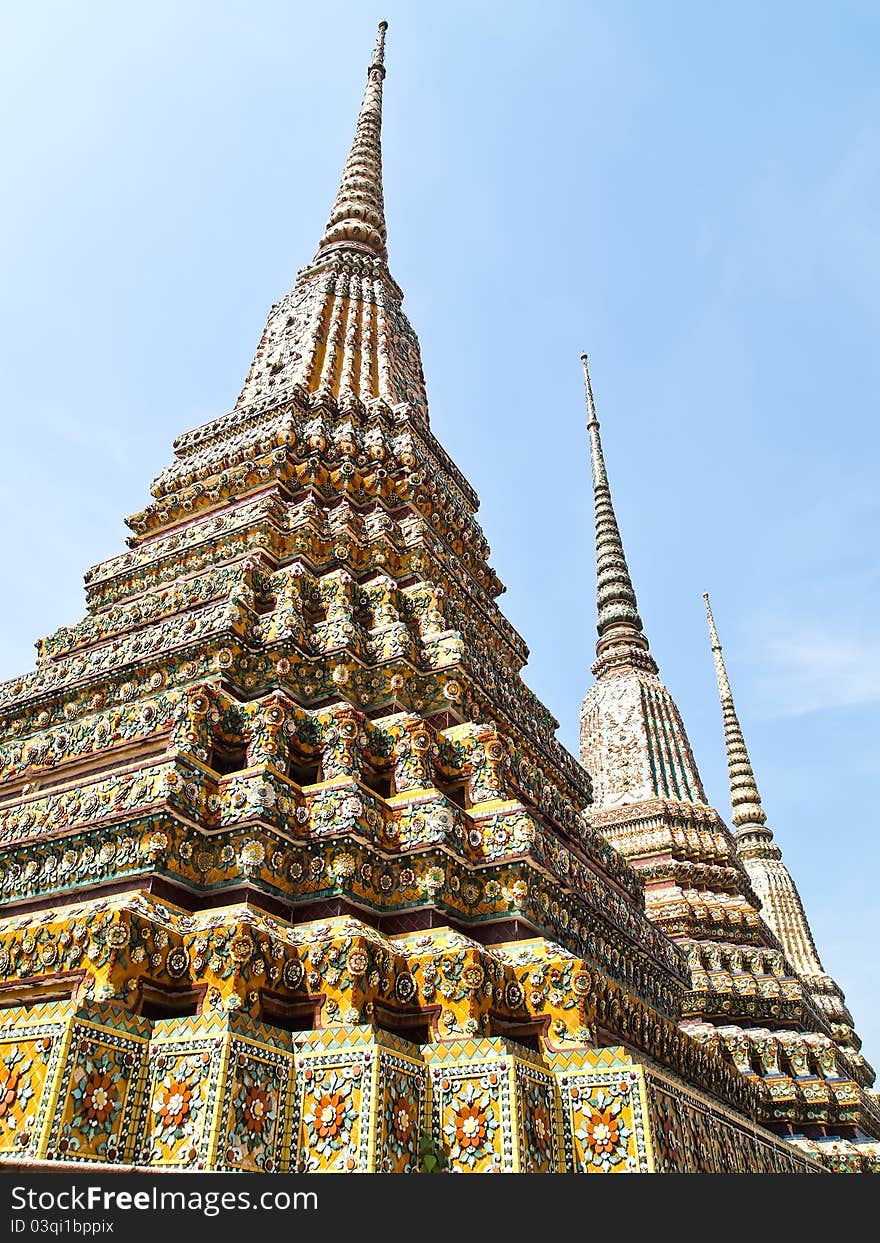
xmin=371 ymin=20 xmax=388 ymax=69
xmin=704 ymin=592 xmax=724 ymax=651
xmin=581 ymin=353 xmax=598 ymax=426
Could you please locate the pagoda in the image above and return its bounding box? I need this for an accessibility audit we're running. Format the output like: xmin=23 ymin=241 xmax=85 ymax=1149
xmin=579 ymin=359 xmax=879 ymax=1170
xmin=0 ymin=23 xmax=875 ymax=1174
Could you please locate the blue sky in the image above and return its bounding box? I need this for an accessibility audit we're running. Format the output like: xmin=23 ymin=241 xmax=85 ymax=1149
xmin=2 ymin=1 xmax=878 ymax=1069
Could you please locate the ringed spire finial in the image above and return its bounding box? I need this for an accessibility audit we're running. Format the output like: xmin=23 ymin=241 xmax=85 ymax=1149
xmin=703 ymin=591 xmax=733 ymax=701
xmin=372 ymin=20 xmax=389 ymax=72
xmin=701 ymin=594 xmax=846 ymax=989
xmin=703 ymin=592 xmax=769 ymax=835
xmin=581 ymin=353 xmax=599 ymax=429
xmin=581 ymin=353 xmax=655 ymax=675
xmin=315 ymin=22 xmax=391 ymax=262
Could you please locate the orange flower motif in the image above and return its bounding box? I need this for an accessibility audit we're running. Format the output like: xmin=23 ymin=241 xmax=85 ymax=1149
xmin=155 ymin=1080 xmax=194 ymax=1128
xmin=530 ymin=1104 xmax=551 ymax=1153
xmin=454 ymin=1103 xmax=488 ymax=1151
xmin=584 ymin=1108 xmax=620 ymax=1155
xmin=242 ymin=1084 xmax=270 ymax=1136
xmin=314 ymin=1091 xmax=346 ymax=1139
xmin=391 ymin=1095 xmax=415 ymax=1144
xmin=82 ymin=1071 xmax=116 ymax=1124
xmin=0 ymin=1067 xmax=20 ymax=1119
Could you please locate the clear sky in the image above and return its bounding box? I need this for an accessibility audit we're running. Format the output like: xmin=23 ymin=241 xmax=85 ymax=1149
xmin=2 ymin=1 xmax=878 ymax=1070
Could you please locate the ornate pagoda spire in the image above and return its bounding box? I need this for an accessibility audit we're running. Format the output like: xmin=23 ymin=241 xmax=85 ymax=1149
xmin=581 ymin=354 xmax=657 ymax=678
xmin=579 ymin=366 xmax=875 ymax=1110
xmin=579 ymin=357 xmax=706 ymax=810
xmin=234 ymin=20 xmax=430 ymax=420
xmin=703 ymin=592 xmax=772 ymax=841
xmin=316 ymin=21 xmax=389 ymax=262
xmin=702 ymin=593 xmax=871 ymax=1072
xmin=702 ymin=592 xmax=822 ymax=964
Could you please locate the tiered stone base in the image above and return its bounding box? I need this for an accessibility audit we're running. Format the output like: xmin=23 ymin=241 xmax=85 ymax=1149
xmin=0 ymin=999 xmax=839 ymax=1173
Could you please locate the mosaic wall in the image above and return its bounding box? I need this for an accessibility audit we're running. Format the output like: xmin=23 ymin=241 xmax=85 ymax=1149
xmin=0 ymin=1001 xmax=150 ymax=1165
xmin=644 ymin=1067 xmax=824 ymax=1174
xmin=0 ymin=997 xmax=838 ymax=1173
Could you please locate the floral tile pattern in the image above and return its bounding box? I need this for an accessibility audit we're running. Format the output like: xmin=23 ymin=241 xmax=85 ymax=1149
xmin=49 ymin=1025 xmax=147 ymax=1164
xmin=0 ymin=1030 xmax=61 ymax=1160
xmin=646 ymin=1070 xmax=821 ymax=1174
xmin=295 ymin=1049 xmax=374 ymax=1172
xmin=560 ymin=1068 xmax=648 ymax=1174
xmin=377 ymin=1051 xmax=426 ymax=1173
xmin=217 ymin=1039 xmax=293 ymax=1172
xmin=138 ymin=1029 xmax=224 ymax=1169
xmin=0 ymin=987 xmax=834 ymax=1171
xmin=516 ymin=1064 xmax=560 ymax=1173
xmin=430 ymin=1047 xmax=514 ymax=1173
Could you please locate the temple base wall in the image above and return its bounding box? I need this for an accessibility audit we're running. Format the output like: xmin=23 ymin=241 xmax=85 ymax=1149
xmin=0 ymin=1002 xmax=848 ymax=1173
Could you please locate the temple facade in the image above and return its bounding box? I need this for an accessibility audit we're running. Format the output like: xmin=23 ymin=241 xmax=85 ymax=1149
xmin=0 ymin=23 xmax=875 ymax=1174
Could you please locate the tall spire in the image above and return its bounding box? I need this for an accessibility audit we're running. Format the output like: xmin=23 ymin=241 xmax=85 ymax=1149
xmin=316 ymin=21 xmax=389 ymax=262
xmin=702 ymin=593 xmax=836 ymax=984
xmin=235 ymin=20 xmax=430 ymax=420
xmin=703 ymin=592 xmax=770 ymax=838
xmin=581 ymin=354 xmax=656 ymax=676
